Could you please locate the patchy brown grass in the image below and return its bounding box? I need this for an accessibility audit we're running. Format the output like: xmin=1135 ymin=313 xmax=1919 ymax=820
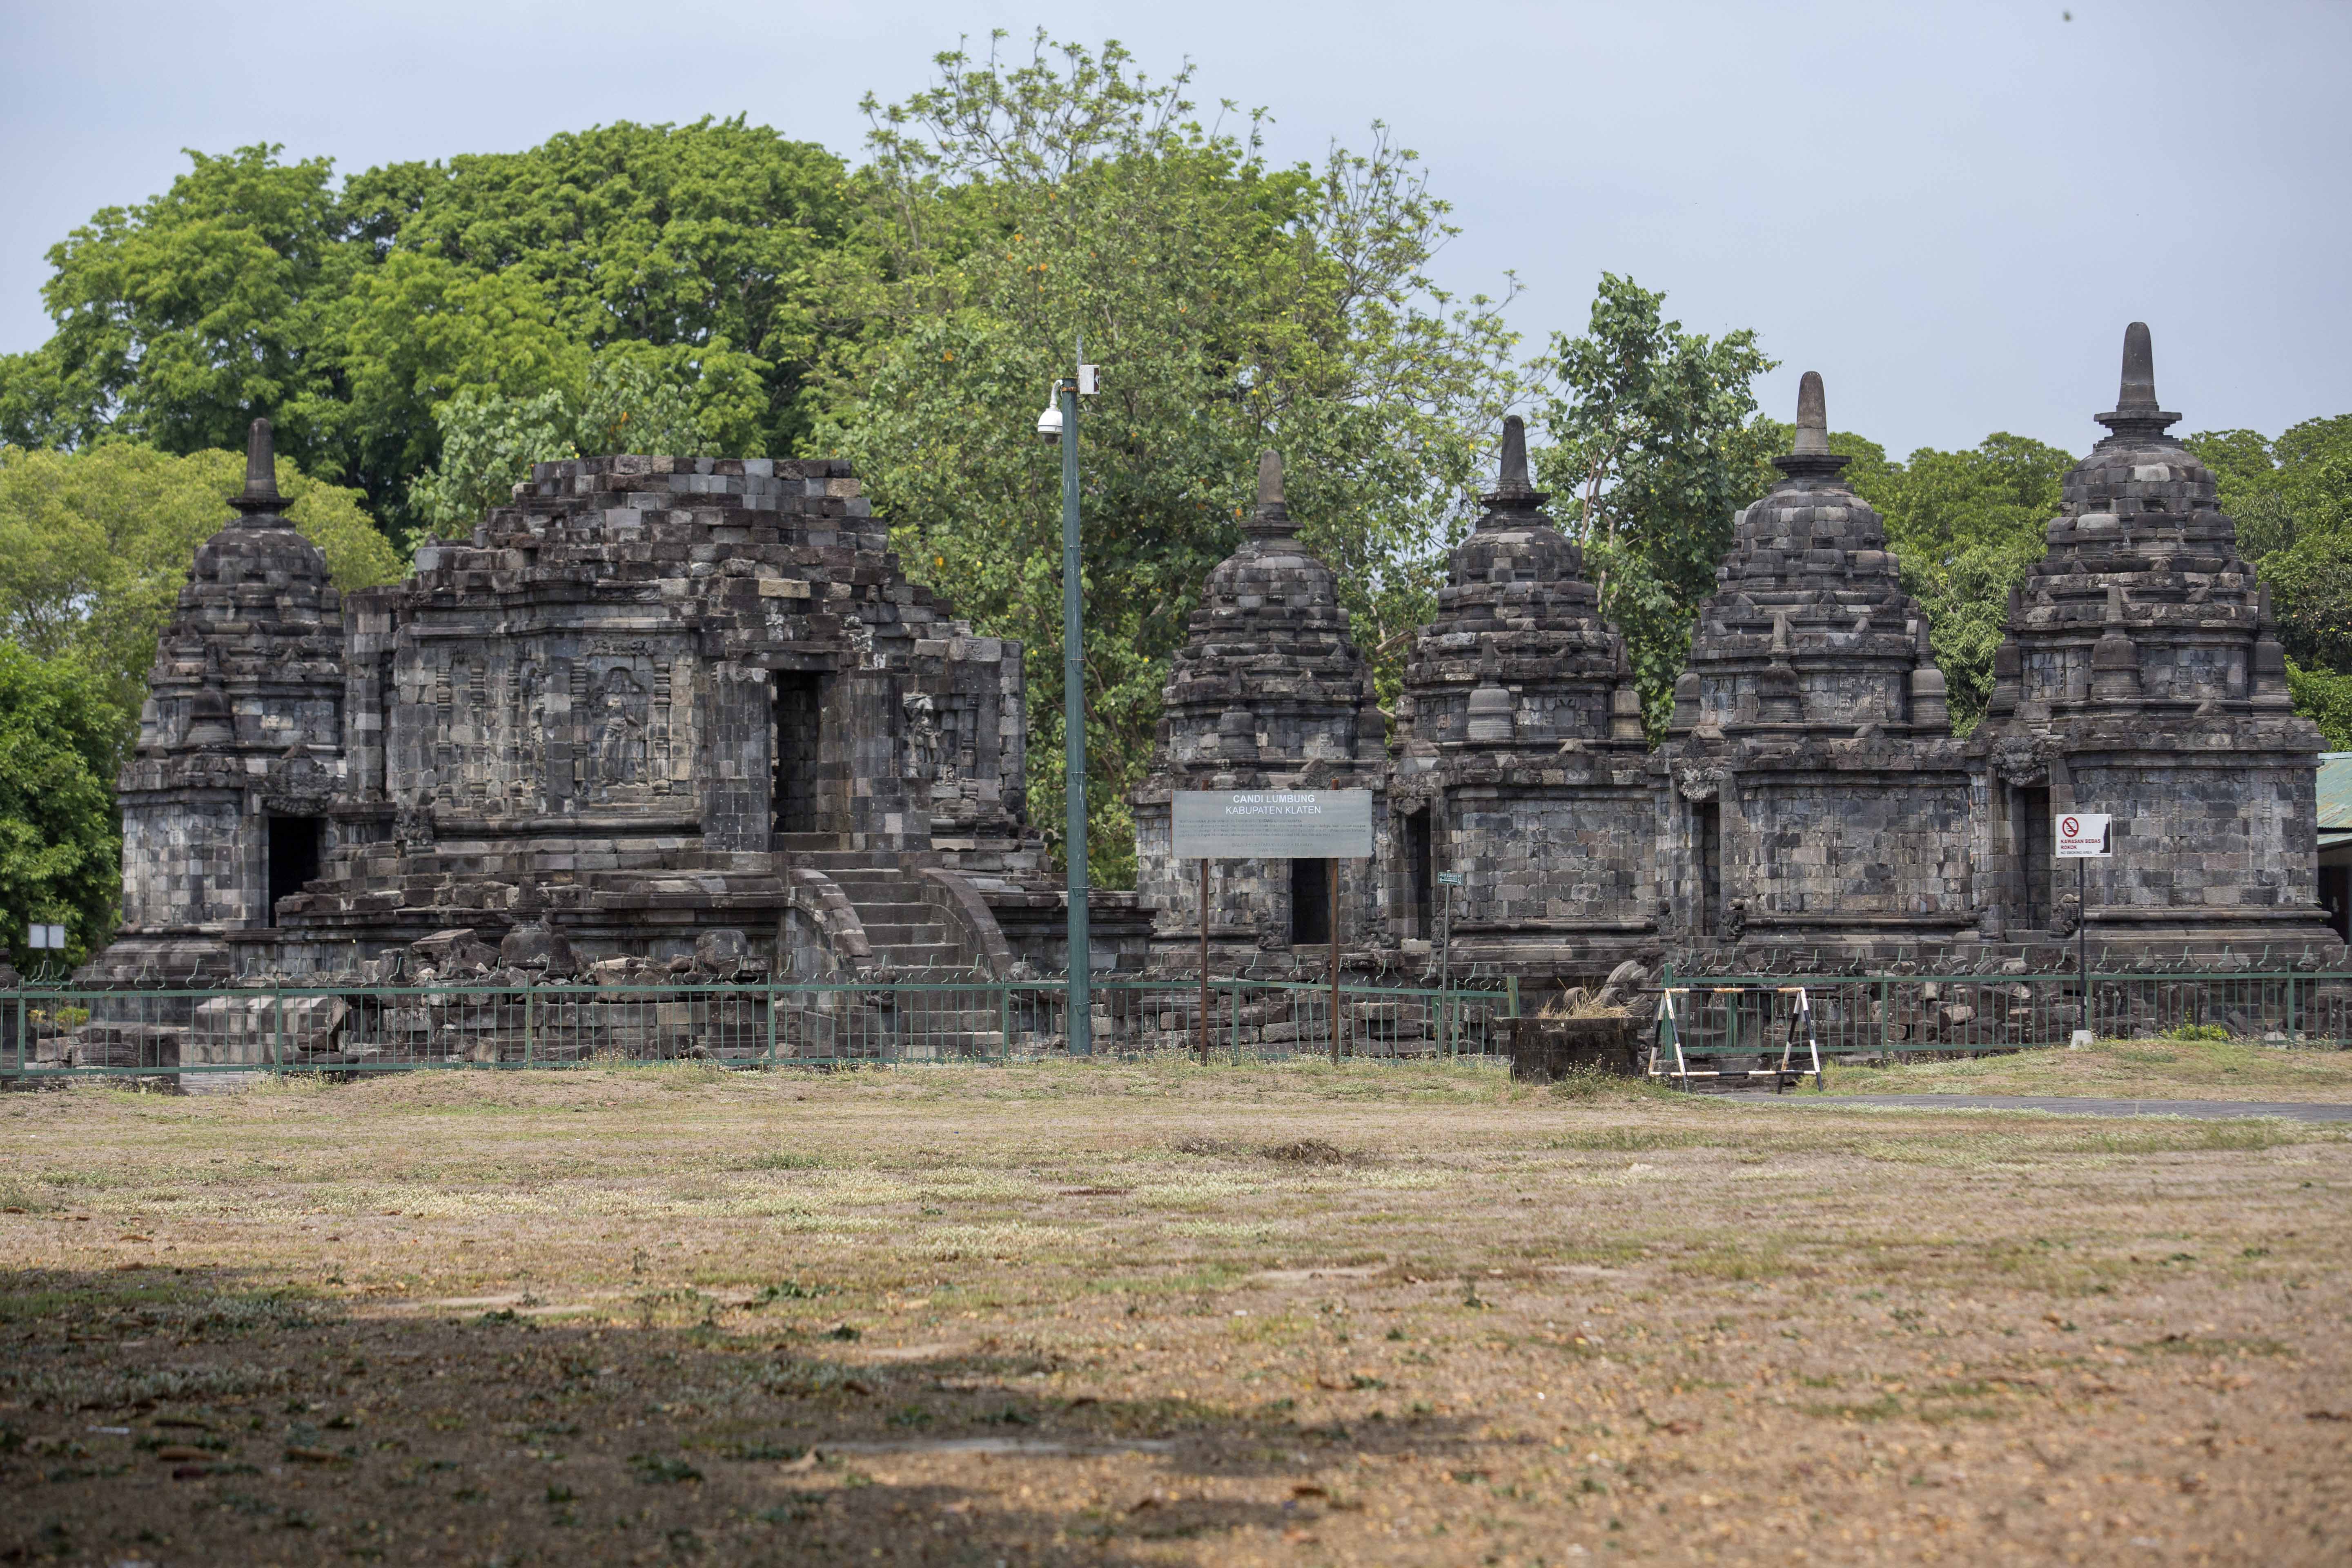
xmin=1814 ymin=1034 xmax=2352 ymax=1102
xmin=3 ymin=1058 xmax=2349 ymax=1566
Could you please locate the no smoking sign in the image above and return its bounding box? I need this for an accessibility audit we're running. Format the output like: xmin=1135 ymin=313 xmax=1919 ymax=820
xmin=2055 ymin=813 xmax=2112 ymax=859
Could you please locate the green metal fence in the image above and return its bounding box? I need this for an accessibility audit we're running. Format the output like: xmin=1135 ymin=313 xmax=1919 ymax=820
xmin=0 ymin=976 xmax=1516 ymax=1081
xmin=1653 ymin=967 xmax=2352 ymax=1080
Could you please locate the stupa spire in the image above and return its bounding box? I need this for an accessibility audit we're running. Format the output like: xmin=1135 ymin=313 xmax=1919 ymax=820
xmin=1475 ymin=414 xmax=1551 ymax=524
xmin=1772 ymin=372 xmax=1851 ymax=481
xmin=229 ymin=417 xmax=289 ymax=524
xmin=1244 ymin=449 xmax=1297 ymax=539
xmin=2094 ymin=321 xmax=2181 ymax=441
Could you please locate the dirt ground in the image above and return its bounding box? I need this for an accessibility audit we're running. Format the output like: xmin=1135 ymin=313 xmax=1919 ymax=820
xmin=1812 ymin=1036 xmax=2352 ymax=1103
xmin=2 ymin=1058 xmax=2349 ymax=1568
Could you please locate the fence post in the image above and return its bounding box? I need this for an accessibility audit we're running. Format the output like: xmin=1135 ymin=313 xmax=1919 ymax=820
xmin=766 ymin=976 xmax=778 ymax=1066
xmin=1877 ymin=979 xmax=1889 ymax=1059
xmin=273 ymin=986 xmax=285 ymax=1079
xmin=523 ymin=973 xmax=535 ymax=1068
xmin=1506 ymin=974 xmax=1520 ymax=1020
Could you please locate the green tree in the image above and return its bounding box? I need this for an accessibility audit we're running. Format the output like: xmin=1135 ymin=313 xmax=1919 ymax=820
xmin=1532 ymin=273 xmax=1777 ymax=735
xmin=0 ymin=121 xmax=851 ymax=540
xmin=0 ymin=644 xmax=122 ymax=970
xmin=0 ymin=146 xmax=355 ymax=471
xmin=817 ymin=32 xmax=1525 ymax=884
xmin=0 ymin=442 xmax=404 ymax=724
xmin=2189 ymin=417 xmax=2352 ymax=678
xmin=408 ymin=351 xmax=724 ymax=533
xmin=2286 ymin=658 xmax=2352 ymax=752
xmin=1846 ymin=432 xmax=2074 ymax=735
xmin=344 ymin=117 xmax=846 ymax=463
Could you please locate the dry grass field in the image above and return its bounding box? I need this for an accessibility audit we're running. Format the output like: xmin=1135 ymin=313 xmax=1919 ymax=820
xmin=3 ymin=1058 xmax=2349 ymax=1567
xmin=1813 ymin=1036 xmax=2352 ymax=1103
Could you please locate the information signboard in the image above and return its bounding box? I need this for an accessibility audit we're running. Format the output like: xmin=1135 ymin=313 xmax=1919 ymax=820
xmin=1170 ymin=790 xmax=1374 ymax=859
xmin=2054 ymin=813 xmax=2112 ymax=859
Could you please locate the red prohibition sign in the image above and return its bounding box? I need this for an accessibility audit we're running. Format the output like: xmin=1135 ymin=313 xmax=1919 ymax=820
xmin=2062 ymin=816 xmax=2080 ymax=837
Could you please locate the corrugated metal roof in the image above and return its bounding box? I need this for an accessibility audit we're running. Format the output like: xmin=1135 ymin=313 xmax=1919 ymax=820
xmin=2321 ymin=753 xmax=2352 ymax=832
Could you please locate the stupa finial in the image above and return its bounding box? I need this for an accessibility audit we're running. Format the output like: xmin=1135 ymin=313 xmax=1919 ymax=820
xmin=229 ymin=416 xmax=289 ymax=523
xmin=1772 ymin=371 xmax=1851 ymax=481
xmin=2094 ymin=321 xmax=2181 ymax=441
xmin=1244 ymin=450 xmax=1297 ymax=539
xmin=1793 ymin=371 xmax=1830 ymax=456
xmin=1242 ymin=446 xmax=1298 ymax=541
xmin=1477 ymin=414 xmax=1551 ymax=522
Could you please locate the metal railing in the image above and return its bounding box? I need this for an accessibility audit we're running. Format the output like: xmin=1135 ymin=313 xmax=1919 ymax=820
xmin=0 ymin=976 xmax=1515 ymax=1080
xmin=1653 ymin=966 xmax=2352 ymax=1071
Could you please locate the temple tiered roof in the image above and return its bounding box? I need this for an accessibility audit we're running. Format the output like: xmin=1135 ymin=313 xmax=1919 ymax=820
xmin=1398 ymin=416 xmax=1642 ymax=752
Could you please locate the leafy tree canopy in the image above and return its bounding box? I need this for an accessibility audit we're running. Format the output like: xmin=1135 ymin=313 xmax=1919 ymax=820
xmin=815 ymin=31 xmax=1526 ymax=884
xmin=0 ymin=441 xmax=404 ymax=726
xmin=0 ymin=120 xmax=851 ymax=541
xmin=2189 ymin=416 xmax=2352 ymax=679
xmin=1850 ymin=432 xmax=2074 ymax=735
xmin=1532 ymin=273 xmax=1777 ymax=734
xmin=0 ymin=643 xmax=122 ymax=970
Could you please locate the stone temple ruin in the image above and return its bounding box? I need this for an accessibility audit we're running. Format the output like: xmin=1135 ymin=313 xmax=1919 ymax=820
xmin=79 ymin=323 xmax=2344 ymax=1037
xmin=90 ymin=421 xmax=1147 ymax=1000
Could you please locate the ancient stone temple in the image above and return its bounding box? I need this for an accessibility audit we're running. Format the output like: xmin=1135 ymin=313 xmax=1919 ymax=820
xmin=1964 ymin=324 xmax=2334 ymax=955
xmin=1386 ymin=416 xmax=1655 ymax=975
xmin=85 ymin=422 xmax=1144 ymax=985
xmin=106 ymin=422 xmax=351 ymax=981
xmin=1131 ymin=453 xmax=1389 ymax=970
xmin=91 ymin=317 xmax=2346 ymax=1013
xmin=1650 ymin=373 xmax=1972 ymax=962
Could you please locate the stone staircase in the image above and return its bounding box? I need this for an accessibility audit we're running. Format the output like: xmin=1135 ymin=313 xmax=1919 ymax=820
xmin=777 ymin=836 xmax=1010 ymax=1058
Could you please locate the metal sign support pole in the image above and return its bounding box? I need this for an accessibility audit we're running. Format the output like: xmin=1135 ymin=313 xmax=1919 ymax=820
xmin=1198 ymin=858 xmax=1210 ymax=1067
xmin=1330 ymin=857 xmax=1343 ymax=1066
xmin=2078 ymin=855 xmax=2089 ymax=1040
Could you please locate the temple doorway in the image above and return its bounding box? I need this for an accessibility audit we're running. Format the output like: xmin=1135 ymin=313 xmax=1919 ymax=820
xmin=773 ymin=673 xmax=824 ymax=834
xmin=266 ymin=815 xmax=322 ymax=926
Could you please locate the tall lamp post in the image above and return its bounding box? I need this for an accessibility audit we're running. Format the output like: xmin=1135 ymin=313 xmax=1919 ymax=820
xmin=1038 ymin=348 xmax=1096 ymax=1054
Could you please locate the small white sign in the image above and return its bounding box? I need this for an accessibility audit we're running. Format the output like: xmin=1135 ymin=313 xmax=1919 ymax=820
xmin=1076 ymin=364 xmax=1100 ymax=395
xmin=2054 ymin=813 xmax=2111 ymax=859
xmin=27 ymin=923 xmax=67 ymax=949
xmin=1436 ymin=872 xmax=1463 ymax=887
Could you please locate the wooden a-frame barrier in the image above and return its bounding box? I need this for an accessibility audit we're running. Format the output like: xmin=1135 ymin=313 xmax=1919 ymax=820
xmin=1648 ymin=984 xmax=1825 ymax=1093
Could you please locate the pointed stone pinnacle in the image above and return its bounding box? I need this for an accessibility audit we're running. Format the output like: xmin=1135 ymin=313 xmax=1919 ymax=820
xmin=2095 ymin=321 xmax=2180 ymax=439
xmin=1256 ymin=450 xmax=1283 ymax=512
xmin=1245 ymin=450 xmax=1296 ymax=538
xmin=1793 ymin=372 xmax=1830 ymax=456
xmin=229 ymin=416 xmax=287 ymax=520
xmin=245 ymin=418 xmax=277 ymax=497
xmin=1478 ymin=414 xmax=1550 ymax=520
xmin=1499 ymin=416 xmax=1531 ymax=491
xmin=2117 ymin=321 xmax=2157 ymax=413
xmin=1771 ymin=372 xmax=1851 ymax=481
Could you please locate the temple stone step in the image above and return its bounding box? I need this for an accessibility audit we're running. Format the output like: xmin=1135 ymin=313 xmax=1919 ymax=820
xmin=863 ymin=920 xmax=947 ymax=945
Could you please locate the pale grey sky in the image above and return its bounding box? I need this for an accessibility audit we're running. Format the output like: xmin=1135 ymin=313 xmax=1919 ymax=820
xmin=3 ymin=0 xmax=2346 ymax=459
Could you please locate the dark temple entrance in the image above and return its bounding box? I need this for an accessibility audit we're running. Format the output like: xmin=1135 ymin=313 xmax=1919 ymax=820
xmin=2016 ymin=784 xmax=2053 ymax=930
xmin=266 ymin=815 xmax=322 ymax=927
xmin=773 ymin=673 xmax=824 ymax=835
xmin=1290 ymin=858 xmax=1332 ymax=947
xmin=1696 ymin=802 xmax=1722 ymax=937
xmin=1404 ymin=807 xmax=1434 ymax=939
